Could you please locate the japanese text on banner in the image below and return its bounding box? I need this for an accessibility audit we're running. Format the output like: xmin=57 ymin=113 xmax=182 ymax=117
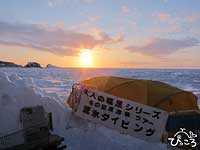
xmin=74 ymin=86 xmax=169 ymax=142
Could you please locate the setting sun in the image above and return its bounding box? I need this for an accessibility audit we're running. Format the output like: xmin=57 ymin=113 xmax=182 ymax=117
xmin=79 ymin=49 xmax=93 ymax=67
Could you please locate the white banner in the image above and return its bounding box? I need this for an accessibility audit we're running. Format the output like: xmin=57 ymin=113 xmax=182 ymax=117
xmin=74 ymin=86 xmax=169 ymax=142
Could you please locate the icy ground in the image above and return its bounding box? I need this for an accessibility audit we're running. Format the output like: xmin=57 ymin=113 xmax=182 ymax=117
xmin=1 ymin=68 xmax=199 ymax=150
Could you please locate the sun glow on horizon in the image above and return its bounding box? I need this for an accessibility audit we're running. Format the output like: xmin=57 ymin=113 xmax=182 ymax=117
xmin=79 ymin=49 xmax=93 ymax=67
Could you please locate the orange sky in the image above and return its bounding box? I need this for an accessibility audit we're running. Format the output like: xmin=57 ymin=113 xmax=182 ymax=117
xmin=0 ymin=0 xmax=200 ymax=68
xmin=0 ymin=44 xmax=199 ymax=68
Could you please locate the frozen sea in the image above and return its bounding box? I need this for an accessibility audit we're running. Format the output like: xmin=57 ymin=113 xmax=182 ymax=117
xmin=0 ymin=68 xmax=199 ymax=103
xmin=0 ymin=68 xmax=200 ymax=150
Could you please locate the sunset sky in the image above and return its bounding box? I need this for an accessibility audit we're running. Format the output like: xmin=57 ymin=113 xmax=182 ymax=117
xmin=0 ymin=0 xmax=200 ymax=68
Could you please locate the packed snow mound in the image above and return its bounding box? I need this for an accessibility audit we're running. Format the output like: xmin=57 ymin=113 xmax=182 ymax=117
xmin=0 ymin=72 xmax=167 ymax=150
xmin=0 ymin=72 xmax=67 ymax=136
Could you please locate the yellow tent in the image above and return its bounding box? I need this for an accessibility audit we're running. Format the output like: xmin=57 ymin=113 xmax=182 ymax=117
xmin=67 ymin=76 xmax=200 ymax=143
xmin=75 ymin=76 xmax=199 ymax=112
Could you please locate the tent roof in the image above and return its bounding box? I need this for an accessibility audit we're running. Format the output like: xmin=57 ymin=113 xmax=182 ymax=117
xmin=82 ymin=76 xmax=199 ymax=112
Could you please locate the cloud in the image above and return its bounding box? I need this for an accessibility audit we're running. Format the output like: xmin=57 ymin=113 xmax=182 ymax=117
xmin=47 ymin=0 xmax=95 ymax=7
xmin=126 ymin=38 xmax=199 ymax=56
xmin=0 ymin=21 xmax=119 ymax=56
xmin=80 ymin=0 xmax=95 ymax=3
xmin=89 ymin=28 xmax=124 ymax=43
xmin=121 ymin=6 xmax=130 ymax=14
xmin=162 ymin=0 xmax=169 ymax=3
xmin=157 ymin=13 xmax=171 ymax=22
xmin=186 ymin=14 xmax=199 ymax=23
xmin=154 ymin=12 xmax=179 ymax=25
xmin=70 ymin=16 xmax=100 ymax=31
xmin=191 ymin=28 xmax=200 ymax=35
xmin=48 ymin=0 xmax=64 ymax=7
xmin=156 ymin=12 xmax=200 ymax=25
xmin=151 ymin=12 xmax=182 ymax=34
xmin=88 ymin=16 xmax=100 ymax=23
xmin=150 ymin=26 xmax=181 ymax=34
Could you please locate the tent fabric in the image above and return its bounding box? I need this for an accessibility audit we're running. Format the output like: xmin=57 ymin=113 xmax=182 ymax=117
xmin=79 ymin=76 xmax=199 ymax=112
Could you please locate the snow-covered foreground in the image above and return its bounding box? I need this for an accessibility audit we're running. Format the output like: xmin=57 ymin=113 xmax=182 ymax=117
xmin=0 ymin=69 xmax=171 ymax=150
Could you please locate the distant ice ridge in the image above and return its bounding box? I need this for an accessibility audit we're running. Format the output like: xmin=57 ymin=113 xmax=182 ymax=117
xmin=0 ymin=72 xmax=167 ymax=150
